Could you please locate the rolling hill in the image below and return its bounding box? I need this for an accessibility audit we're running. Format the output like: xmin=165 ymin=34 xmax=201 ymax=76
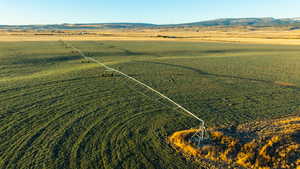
xmin=177 ymin=17 xmax=300 ymax=26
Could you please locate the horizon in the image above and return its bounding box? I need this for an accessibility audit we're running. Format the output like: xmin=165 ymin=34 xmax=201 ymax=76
xmin=1 ymin=0 xmax=300 ymax=25
xmin=1 ymin=17 xmax=300 ymax=26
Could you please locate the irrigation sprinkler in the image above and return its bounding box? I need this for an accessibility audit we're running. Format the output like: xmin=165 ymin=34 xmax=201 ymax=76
xmin=190 ymin=125 xmax=209 ymax=147
xmin=62 ymin=41 xmax=210 ymax=147
xmin=185 ymin=114 xmax=209 ymax=147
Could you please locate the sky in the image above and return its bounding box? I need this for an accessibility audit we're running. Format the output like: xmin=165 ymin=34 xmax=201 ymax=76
xmin=0 ymin=0 xmax=300 ymax=25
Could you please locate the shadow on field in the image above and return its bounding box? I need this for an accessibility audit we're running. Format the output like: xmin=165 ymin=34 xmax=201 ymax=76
xmin=13 ymin=55 xmax=82 ymax=65
xmin=84 ymin=51 xmax=147 ymax=57
xmin=139 ymin=61 xmax=300 ymax=90
xmin=91 ymin=42 xmax=256 ymax=58
xmin=93 ymin=43 xmax=159 ymax=57
xmin=88 ymin=49 xmax=246 ymax=57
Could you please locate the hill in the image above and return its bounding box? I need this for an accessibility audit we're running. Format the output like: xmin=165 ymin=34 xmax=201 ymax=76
xmin=177 ymin=17 xmax=300 ymax=27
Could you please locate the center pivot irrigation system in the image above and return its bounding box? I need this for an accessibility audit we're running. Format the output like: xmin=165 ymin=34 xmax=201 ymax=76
xmin=61 ymin=41 xmax=209 ymax=147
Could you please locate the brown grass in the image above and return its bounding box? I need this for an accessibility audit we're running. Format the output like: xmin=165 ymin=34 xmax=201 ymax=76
xmin=168 ymin=129 xmax=200 ymax=157
xmin=169 ymin=116 xmax=300 ymax=169
xmin=274 ymin=81 xmax=297 ymax=87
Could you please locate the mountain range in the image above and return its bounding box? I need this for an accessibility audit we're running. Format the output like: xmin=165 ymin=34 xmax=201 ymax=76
xmin=1 ymin=17 xmax=300 ymax=30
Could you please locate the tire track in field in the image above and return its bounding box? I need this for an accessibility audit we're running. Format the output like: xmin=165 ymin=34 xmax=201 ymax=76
xmin=0 ymin=78 xmax=95 ymax=130
xmin=110 ymin=108 xmax=166 ymax=169
xmin=0 ymin=76 xmax=104 ymax=95
xmin=25 ymin=92 xmax=135 ymax=169
xmin=72 ymin=107 xmax=161 ymax=169
xmin=97 ymin=108 xmax=162 ymax=169
xmin=2 ymin=107 xmax=80 ymax=169
xmin=0 ymin=76 xmax=132 ymax=168
xmin=69 ymin=96 xmax=155 ymax=169
xmin=1 ymin=72 xmax=149 ymax=169
xmin=73 ymin=99 xmax=148 ymax=169
xmin=71 ymin=94 xmax=159 ymax=168
xmin=0 ymin=76 xmax=118 ymax=135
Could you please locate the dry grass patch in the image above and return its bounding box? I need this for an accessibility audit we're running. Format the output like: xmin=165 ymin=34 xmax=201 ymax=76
xmin=1 ymin=27 xmax=300 ymax=45
xmin=274 ymin=81 xmax=297 ymax=87
xmin=169 ymin=116 xmax=300 ymax=169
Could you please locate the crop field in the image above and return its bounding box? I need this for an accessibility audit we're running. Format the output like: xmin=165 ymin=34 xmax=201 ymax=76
xmin=0 ymin=41 xmax=300 ymax=169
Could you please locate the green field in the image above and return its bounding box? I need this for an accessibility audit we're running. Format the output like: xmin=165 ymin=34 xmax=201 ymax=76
xmin=0 ymin=41 xmax=300 ymax=169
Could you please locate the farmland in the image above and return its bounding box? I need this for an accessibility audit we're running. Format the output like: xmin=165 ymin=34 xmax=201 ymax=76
xmin=0 ymin=40 xmax=300 ymax=169
xmin=1 ymin=27 xmax=300 ymax=45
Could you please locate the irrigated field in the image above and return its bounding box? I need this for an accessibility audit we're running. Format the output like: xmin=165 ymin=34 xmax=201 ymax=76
xmin=0 ymin=41 xmax=300 ymax=169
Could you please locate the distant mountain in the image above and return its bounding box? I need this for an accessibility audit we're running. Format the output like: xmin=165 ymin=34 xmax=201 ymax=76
xmin=63 ymin=23 xmax=156 ymax=29
xmin=0 ymin=23 xmax=156 ymax=30
xmin=1 ymin=17 xmax=300 ymax=30
xmin=294 ymin=17 xmax=300 ymax=21
xmin=281 ymin=17 xmax=300 ymax=22
xmin=176 ymin=17 xmax=300 ymax=27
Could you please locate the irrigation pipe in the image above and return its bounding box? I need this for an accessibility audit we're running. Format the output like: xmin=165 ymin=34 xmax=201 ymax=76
xmin=61 ymin=41 xmax=207 ymax=144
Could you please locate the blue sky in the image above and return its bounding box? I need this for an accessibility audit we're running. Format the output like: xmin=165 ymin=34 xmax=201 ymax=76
xmin=1 ymin=0 xmax=300 ymax=25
